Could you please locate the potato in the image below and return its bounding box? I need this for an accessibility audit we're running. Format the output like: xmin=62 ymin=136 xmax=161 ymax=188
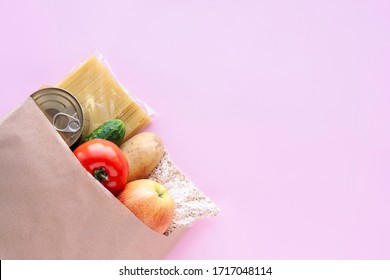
xmin=120 ymin=132 xmax=164 ymax=182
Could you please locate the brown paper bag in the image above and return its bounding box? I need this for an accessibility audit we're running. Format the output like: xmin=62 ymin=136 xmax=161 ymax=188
xmin=0 ymin=98 xmax=185 ymax=259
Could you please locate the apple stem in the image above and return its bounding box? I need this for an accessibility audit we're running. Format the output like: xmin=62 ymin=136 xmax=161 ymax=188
xmin=94 ymin=167 xmax=108 ymax=183
xmin=157 ymin=187 xmax=165 ymax=198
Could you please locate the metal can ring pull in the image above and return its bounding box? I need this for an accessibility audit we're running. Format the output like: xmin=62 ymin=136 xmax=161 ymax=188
xmin=52 ymin=112 xmax=81 ymax=133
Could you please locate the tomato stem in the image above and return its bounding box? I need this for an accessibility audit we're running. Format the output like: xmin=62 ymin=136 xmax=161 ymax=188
xmin=94 ymin=167 xmax=108 ymax=183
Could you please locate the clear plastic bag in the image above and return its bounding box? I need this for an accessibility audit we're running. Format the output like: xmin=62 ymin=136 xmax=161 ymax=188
xmin=56 ymin=52 xmax=153 ymax=142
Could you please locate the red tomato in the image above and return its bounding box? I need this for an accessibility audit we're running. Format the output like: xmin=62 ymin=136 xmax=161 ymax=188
xmin=73 ymin=139 xmax=129 ymax=196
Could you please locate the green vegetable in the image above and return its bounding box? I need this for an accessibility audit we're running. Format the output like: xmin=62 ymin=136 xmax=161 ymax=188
xmin=83 ymin=119 xmax=125 ymax=146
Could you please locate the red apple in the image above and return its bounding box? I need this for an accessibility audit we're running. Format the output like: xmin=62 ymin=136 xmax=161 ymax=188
xmin=117 ymin=179 xmax=174 ymax=234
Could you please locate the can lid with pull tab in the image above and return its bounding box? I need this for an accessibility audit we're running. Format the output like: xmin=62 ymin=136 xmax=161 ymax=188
xmin=52 ymin=112 xmax=81 ymax=133
xmin=31 ymin=87 xmax=89 ymax=148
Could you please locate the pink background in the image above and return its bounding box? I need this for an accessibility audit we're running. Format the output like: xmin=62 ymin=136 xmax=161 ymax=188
xmin=1 ymin=1 xmax=390 ymax=259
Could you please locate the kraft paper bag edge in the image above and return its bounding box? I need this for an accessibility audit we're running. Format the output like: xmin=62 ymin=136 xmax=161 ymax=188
xmin=0 ymin=97 xmax=186 ymax=260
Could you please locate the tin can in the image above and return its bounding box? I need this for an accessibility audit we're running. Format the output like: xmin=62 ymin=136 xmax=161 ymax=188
xmin=31 ymin=87 xmax=89 ymax=149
